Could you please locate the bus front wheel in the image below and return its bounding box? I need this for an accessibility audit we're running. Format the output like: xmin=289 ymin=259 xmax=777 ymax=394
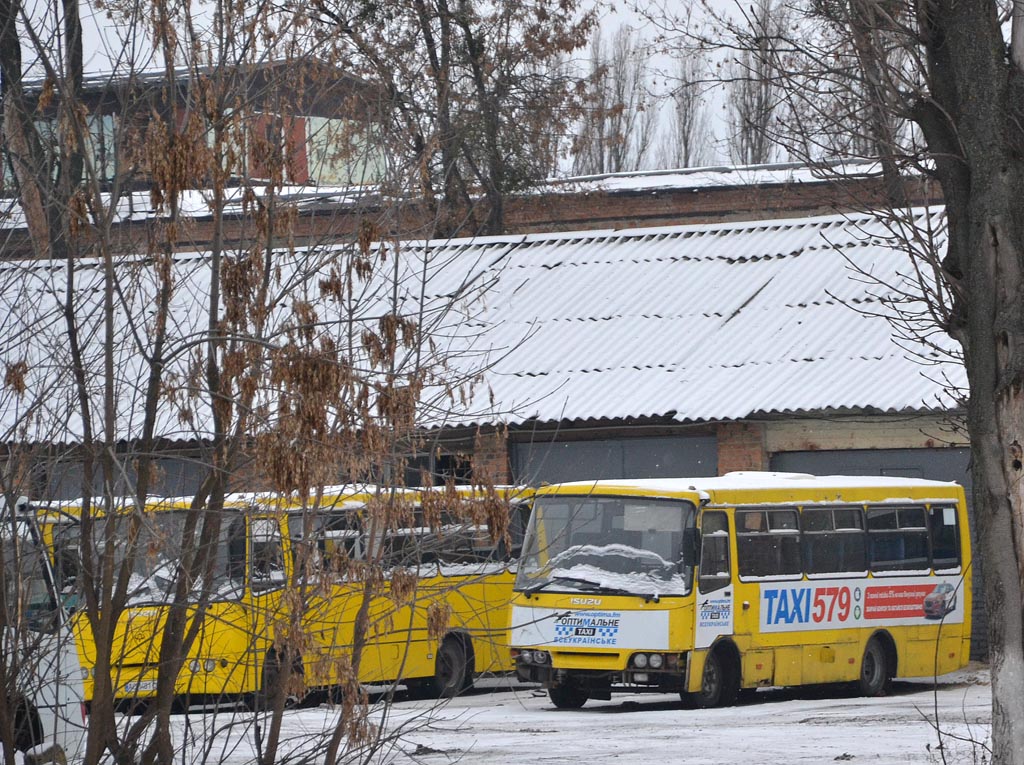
xmin=258 ymin=649 xmax=304 ymax=709
xmin=692 ymin=649 xmax=739 ymax=708
xmin=858 ymin=638 xmax=889 ymax=696
xmin=548 ymin=680 xmax=589 ymax=709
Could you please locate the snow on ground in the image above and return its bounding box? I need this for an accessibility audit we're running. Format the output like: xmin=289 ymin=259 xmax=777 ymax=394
xmin=164 ymin=664 xmax=991 ymax=765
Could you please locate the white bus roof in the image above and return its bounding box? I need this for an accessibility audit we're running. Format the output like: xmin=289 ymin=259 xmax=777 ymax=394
xmin=538 ymin=471 xmax=963 ymax=502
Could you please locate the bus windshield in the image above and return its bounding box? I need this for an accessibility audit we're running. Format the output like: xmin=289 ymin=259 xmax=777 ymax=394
xmin=2 ymin=525 xmax=60 ymax=633
xmin=51 ymin=509 xmax=241 ymax=607
xmin=515 ymin=496 xmax=697 ymax=597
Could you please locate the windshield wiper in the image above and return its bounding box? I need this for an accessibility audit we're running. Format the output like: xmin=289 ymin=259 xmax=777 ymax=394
xmin=520 ymin=575 xmax=660 ymax=601
xmin=518 ymin=578 xmax=560 ymax=595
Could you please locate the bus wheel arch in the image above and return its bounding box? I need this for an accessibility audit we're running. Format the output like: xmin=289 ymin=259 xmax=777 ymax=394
xmin=451 ymin=630 xmax=476 ymax=690
xmin=259 ymin=647 xmax=305 ymax=708
xmin=12 ymin=696 xmax=42 ymax=753
xmin=693 ymin=640 xmax=741 ymax=708
xmin=858 ymin=632 xmax=896 ymax=696
xmin=429 ymin=632 xmax=474 ymax=698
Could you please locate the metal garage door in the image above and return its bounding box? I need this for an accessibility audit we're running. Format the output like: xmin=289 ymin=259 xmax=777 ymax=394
xmin=512 ymin=435 xmax=717 ymax=486
xmin=771 ymin=447 xmax=971 ymax=485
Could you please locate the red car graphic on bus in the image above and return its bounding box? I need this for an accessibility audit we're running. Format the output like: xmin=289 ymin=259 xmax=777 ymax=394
xmin=923 ymin=582 xmax=957 ymax=619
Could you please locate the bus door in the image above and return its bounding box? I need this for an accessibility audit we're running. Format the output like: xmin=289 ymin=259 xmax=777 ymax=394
xmin=230 ymin=514 xmax=289 ymax=694
xmin=695 ymin=510 xmax=734 ymax=649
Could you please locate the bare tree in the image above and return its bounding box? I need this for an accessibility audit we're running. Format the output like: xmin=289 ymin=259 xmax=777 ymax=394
xmin=649 ymin=0 xmax=1024 ymax=760
xmin=572 ymin=25 xmax=660 ymax=176
xmin=1 ymin=1 xmax=532 ymax=765
xmin=725 ymin=0 xmax=790 ymax=166
xmin=301 ymin=0 xmax=595 ymax=237
xmin=656 ymin=53 xmax=713 ymax=169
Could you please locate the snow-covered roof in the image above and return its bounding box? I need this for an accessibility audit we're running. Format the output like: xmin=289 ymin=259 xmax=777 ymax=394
xmin=457 ymin=207 xmax=960 ymax=425
xmin=543 ymin=159 xmax=884 ymax=196
xmin=0 ymin=186 xmax=379 ymax=230
xmin=0 ymin=207 xmax=962 ymax=444
xmin=533 ymin=473 xmax=965 ymax=509
xmin=0 ymin=161 xmax=882 ymax=231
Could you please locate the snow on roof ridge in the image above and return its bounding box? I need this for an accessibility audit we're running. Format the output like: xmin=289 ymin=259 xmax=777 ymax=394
xmin=546 ymin=158 xmax=885 ymax=187
xmin=394 ymin=205 xmax=944 ymax=252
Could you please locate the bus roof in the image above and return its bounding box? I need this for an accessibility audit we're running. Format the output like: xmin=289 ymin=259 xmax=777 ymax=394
xmin=36 ymin=483 xmax=533 ymax=517
xmin=536 ymin=471 xmax=964 ymax=505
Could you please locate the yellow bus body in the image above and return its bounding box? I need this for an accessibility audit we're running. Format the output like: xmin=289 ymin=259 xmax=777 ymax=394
xmin=510 ymin=473 xmax=971 ymax=708
xmin=40 ymin=485 xmax=529 ymax=702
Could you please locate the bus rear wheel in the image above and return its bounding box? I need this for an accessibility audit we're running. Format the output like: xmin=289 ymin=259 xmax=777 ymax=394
xmin=548 ymin=680 xmax=589 ymax=709
xmin=434 ymin=637 xmax=470 ymax=698
xmin=858 ymin=638 xmax=889 ymax=697
xmin=405 ymin=638 xmax=470 ymax=700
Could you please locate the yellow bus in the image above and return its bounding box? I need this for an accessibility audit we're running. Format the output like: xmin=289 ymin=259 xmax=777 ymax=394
xmin=39 ymin=484 xmax=532 ymax=704
xmin=509 ymin=472 xmax=971 ymax=709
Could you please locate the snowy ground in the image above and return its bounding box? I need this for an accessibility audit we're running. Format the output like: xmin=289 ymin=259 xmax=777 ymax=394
xmin=165 ymin=664 xmax=992 ymax=765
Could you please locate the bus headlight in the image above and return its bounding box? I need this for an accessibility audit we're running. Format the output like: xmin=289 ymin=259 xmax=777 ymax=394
xmin=632 ymin=653 xmax=648 ymax=669
xmin=648 ymin=653 xmax=664 ymax=669
xmin=520 ymin=650 xmax=534 ymax=664
xmin=533 ymin=650 xmax=550 ymax=665
xmin=189 ymin=659 xmax=201 ymax=673
xmin=204 ymin=659 xmax=217 ymax=672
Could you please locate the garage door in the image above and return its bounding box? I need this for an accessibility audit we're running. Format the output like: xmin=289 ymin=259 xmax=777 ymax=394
xmin=513 ymin=435 xmax=717 ymax=485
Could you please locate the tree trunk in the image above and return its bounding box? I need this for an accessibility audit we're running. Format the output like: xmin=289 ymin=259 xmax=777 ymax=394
xmin=963 ymin=212 xmax=1024 ymax=764
xmin=0 ymin=0 xmax=51 ymax=259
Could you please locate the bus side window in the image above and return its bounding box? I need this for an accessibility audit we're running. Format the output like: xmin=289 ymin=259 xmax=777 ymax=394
xmin=505 ymin=501 xmax=532 ymax=560
xmin=736 ymin=509 xmax=801 ymax=579
xmin=53 ymin=526 xmax=82 ymax=610
xmin=930 ymin=505 xmax=961 ymax=571
xmin=250 ymin=518 xmax=286 ymax=592
xmin=802 ymin=507 xmax=867 ymax=575
xmin=867 ymin=506 xmax=930 ymax=572
xmin=226 ymin=518 xmax=246 ymax=581
xmin=698 ymin=511 xmax=731 ymax=594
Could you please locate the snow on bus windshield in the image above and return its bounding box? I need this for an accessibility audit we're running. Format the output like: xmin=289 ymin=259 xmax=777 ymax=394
xmin=515 ymin=496 xmax=696 ymax=597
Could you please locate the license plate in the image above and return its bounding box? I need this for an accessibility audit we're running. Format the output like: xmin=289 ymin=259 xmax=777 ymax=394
xmin=122 ymin=679 xmax=159 ymax=694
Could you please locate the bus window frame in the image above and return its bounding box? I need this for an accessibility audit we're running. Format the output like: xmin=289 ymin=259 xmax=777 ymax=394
xmin=929 ymin=504 xmax=962 ymax=573
xmin=735 ymin=506 xmax=802 ymax=582
xmin=698 ymin=510 xmax=731 ymax=594
xmin=866 ymin=504 xmax=932 ymax=574
xmin=801 ymin=505 xmax=869 ymax=579
xmin=248 ymin=513 xmax=289 ymax=594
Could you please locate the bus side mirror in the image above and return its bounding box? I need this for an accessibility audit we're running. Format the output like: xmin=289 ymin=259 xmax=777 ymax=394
xmin=683 ymin=527 xmax=700 ymax=564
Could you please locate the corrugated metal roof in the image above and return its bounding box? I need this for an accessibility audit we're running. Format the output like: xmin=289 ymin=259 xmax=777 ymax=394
xmin=0 ymin=207 xmax=962 ymax=443
xmin=422 ymin=208 xmax=961 ymax=426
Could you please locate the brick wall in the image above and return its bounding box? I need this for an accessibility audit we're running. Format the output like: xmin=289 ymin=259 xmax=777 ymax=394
xmin=717 ymin=422 xmax=768 ymax=473
xmin=471 ymin=427 xmax=510 ymax=485
xmin=1 ymin=174 xmax=942 ymax=260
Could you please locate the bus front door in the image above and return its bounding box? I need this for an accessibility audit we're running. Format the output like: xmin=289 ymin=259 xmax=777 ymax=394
xmin=690 ymin=510 xmax=736 ymax=697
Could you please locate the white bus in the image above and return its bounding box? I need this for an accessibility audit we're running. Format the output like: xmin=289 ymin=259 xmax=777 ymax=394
xmin=1 ymin=498 xmax=86 ymax=764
